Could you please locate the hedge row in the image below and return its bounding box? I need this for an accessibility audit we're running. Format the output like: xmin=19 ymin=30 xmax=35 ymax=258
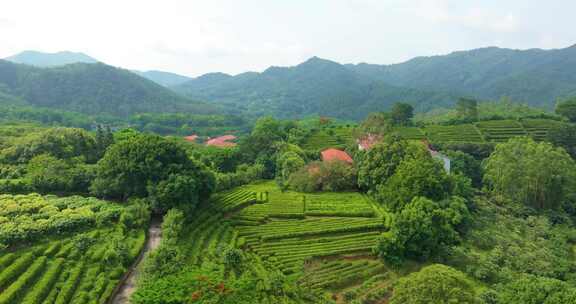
xmin=0 ymin=252 xmax=34 ymax=290
xmin=21 ymin=258 xmax=65 ymax=304
xmin=54 ymin=262 xmax=84 ymax=304
xmin=0 ymin=256 xmax=47 ymax=304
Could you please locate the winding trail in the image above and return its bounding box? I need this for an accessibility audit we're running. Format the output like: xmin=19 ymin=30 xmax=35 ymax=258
xmin=111 ymin=220 xmax=162 ymax=304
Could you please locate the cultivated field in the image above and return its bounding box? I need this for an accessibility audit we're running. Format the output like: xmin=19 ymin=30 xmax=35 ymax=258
xmin=180 ymin=181 xmax=395 ymax=303
xmin=0 ymin=194 xmax=146 ymax=304
xmin=301 ymin=119 xmax=566 ymax=148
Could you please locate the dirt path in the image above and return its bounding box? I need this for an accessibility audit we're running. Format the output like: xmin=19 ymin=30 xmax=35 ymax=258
xmin=111 ymin=220 xmax=162 ymax=304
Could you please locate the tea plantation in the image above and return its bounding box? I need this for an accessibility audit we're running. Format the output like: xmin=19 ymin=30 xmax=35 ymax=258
xmin=302 ymin=119 xmax=567 ymax=148
xmin=0 ymin=194 xmax=147 ymax=304
xmin=177 ymin=181 xmax=395 ymax=303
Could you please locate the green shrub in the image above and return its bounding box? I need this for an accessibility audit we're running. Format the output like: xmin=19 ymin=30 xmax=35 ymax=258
xmin=0 ymin=256 xmax=47 ymax=304
xmin=0 ymin=252 xmax=34 ymax=290
xmin=54 ymin=262 xmax=84 ymax=304
xmin=21 ymin=258 xmax=64 ymax=304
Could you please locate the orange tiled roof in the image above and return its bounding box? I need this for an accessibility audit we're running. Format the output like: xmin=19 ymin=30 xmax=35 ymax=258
xmin=206 ymin=135 xmax=237 ymax=147
xmin=321 ymin=148 xmax=353 ymax=164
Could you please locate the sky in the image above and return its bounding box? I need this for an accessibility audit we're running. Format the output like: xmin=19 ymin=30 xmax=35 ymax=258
xmin=1 ymin=0 xmax=575 ymax=77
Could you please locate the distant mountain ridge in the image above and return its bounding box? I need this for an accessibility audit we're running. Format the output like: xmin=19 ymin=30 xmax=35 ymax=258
xmin=5 ymin=50 xmax=98 ymax=67
xmin=4 ymin=50 xmax=193 ymax=87
xmin=173 ymin=57 xmax=456 ymax=120
xmin=0 ymin=60 xmax=218 ymax=116
xmin=132 ymin=70 xmax=192 ymax=87
xmin=346 ymin=45 xmax=576 ymax=109
xmin=5 ymin=45 xmax=576 ymax=120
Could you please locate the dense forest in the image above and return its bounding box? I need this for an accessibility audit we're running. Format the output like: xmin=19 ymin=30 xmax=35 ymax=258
xmin=3 ymin=94 xmax=576 ymax=303
xmin=8 ymin=45 xmax=576 ymax=122
xmin=173 ymin=45 xmax=576 ymax=119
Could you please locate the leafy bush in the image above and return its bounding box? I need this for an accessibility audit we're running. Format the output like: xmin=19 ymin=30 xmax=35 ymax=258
xmin=0 ymin=252 xmax=34 ymax=290
xmin=390 ymin=264 xmax=476 ymax=304
xmin=289 ymin=160 xmax=357 ymax=192
xmin=0 ymin=178 xmax=31 ymax=194
xmin=0 ymin=256 xmax=47 ymax=304
xmin=21 ymin=258 xmax=64 ymax=304
xmin=215 ymin=163 xmax=265 ymax=192
xmin=162 ymin=209 xmax=185 ymax=246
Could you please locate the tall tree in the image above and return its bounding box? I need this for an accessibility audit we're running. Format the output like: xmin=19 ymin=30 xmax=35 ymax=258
xmin=355 ymin=112 xmax=392 ymax=137
xmin=377 ymin=152 xmax=452 ymax=211
xmin=356 ymin=135 xmax=414 ymax=193
xmin=555 ymin=97 xmax=576 ymax=122
xmin=95 ymin=125 xmax=114 ymax=158
xmin=91 ymin=134 xmax=215 ymax=212
xmin=390 ymin=102 xmax=414 ymax=126
xmin=456 ymin=98 xmax=479 ymax=122
xmin=239 ymin=116 xmax=293 ymax=178
xmin=376 ymin=197 xmax=468 ymax=265
xmin=547 ymin=124 xmax=576 ymax=159
xmin=483 ymin=137 xmax=576 ymax=210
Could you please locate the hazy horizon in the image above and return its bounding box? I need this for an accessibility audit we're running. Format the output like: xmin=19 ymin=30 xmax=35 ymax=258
xmin=2 ymin=0 xmax=575 ymax=77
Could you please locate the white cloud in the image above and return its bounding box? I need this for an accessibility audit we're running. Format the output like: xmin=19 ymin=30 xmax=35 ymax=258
xmin=0 ymin=0 xmax=573 ymax=75
xmin=416 ymin=0 xmax=520 ymax=33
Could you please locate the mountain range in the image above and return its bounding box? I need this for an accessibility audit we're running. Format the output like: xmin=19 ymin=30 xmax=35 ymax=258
xmin=3 ymin=45 xmax=576 ymax=120
xmin=172 ymin=57 xmax=455 ymax=120
xmin=0 ymin=59 xmax=217 ymax=116
xmin=346 ymin=45 xmax=576 ymax=109
xmin=5 ymin=50 xmax=99 ymax=67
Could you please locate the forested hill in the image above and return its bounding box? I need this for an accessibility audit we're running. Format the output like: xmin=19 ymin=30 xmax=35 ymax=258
xmin=132 ymin=70 xmax=192 ymax=87
xmin=173 ymin=57 xmax=457 ymax=120
xmin=0 ymin=60 xmax=219 ymax=116
xmin=347 ymin=45 xmax=576 ymax=108
xmin=5 ymin=50 xmax=99 ymax=67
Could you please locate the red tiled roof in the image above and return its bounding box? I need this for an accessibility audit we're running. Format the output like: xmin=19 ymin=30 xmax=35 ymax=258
xmin=321 ymin=148 xmax=353 ymax=164
xmin=206 ymin=135 xmax=237 ymax=147
xmin=184 ymin=134 xmax=198 ymax=142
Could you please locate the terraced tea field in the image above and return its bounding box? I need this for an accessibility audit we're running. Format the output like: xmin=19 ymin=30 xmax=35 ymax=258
xmin=393 ymin=127 xmax=425 ymax=140
xmin=186 ymin=181 xmax=394 ymax=303
xmin=520 ymin=118 xmax=564 ymax=141
xmin=302 ymin=126 xmax=354 ymax=150
xmin=475 ymin=120 xmax=526 ymax=142
xmin=396 ymin=119 xmax=565 ymax=144
xmin=0 ymin=194 xmax=146 ymax=304
xmin=302 ymin=119 xmax=566 ymax=149
xmin=424 ymin=124 xmax=484 ymax=143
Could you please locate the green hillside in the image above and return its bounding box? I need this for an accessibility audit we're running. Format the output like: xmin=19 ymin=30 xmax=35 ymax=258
xmin=420 ymin=119 xmax=566 ymax=143
xmin=300 ymin=119 xmax=568 ymax=150
xmin=161 ymin=181 xmax=394 ymax=303
xmin=0 ymin=60 xmax=219 ymax=117
xmin=348 ymin=45 xmax=576 ymax=109
xmin=133 ymin=70 xmax=192 ymax=87
xmin=174 ymin=57 xmax=457 ymax=120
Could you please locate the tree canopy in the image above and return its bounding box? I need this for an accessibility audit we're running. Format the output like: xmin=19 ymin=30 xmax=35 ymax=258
xmin=390 ymin=102 xmax=414 ymax=126
xmin=356 ymin=135 xmax=413 ymax=192
xmin=483 ymin=137 xmax=576 ymax=210
xmin=555 ymin=97 xmax=576 ymax=122
xmin=390 ymin=264 xmax=476 ymax=304
xmin=456 ymin=97 xmax=479 ymax=122
xmin=376 ymin=197 xmax=469 ymax=265
xmin=91 ymin=133 xmax=215 ymax=212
